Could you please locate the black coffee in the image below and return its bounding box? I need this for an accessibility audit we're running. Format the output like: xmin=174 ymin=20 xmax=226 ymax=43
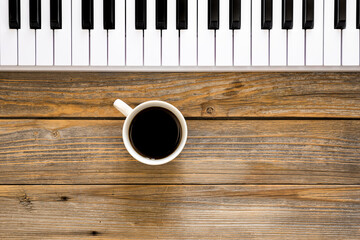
xmin=129 ymin=107 xmax=182 ymax=159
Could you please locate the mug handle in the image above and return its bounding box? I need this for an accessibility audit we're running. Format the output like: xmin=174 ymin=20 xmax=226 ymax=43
xmin=113 ymin=99 xmax=133 ymax=117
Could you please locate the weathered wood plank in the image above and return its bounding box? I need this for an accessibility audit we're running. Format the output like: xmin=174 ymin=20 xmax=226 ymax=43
xmin=0 ymin=72 xmax=360 ymax=118
xmin=0 ymin=185 xmax=359 ymax=239
xmin=0 ymin=120 xmax=359 ymax=184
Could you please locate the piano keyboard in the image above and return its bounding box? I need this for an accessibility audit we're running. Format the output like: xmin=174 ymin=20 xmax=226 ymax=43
xmin=0 ymin=0 xmax=359 ymax=71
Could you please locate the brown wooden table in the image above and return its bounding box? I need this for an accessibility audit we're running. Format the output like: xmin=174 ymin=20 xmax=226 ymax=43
xmin=0 ymin=72 xmax=359 ymax=239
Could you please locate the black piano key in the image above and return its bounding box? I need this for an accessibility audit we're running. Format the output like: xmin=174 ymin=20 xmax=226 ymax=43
xmin=230 ymin=0 xmax=241 ymax=29
xmin=358 ymin=0 xmax=360 ymax=29
xmin=282 ymin=0 xmax=293 ymax=29
xmin=261 ymin=0 xmax=272 ymax=29
xmin=135 ymin=0 xmax=146 ymax=29
xmin=30 ymin=0 xmax=41 ymax=29
xmin=176 ymin=0 xmax=187 ymax=29
xmin=156 ymin=0 xmax=167 ymax=29
xmin=208 ymin=0 xmax=219 ymax=29
xmin=104 ymin=0 xmax=115 ymax=29
xmin=335 ymin=0 xmax=346 ymax=29
xmin=303 ymin=0 xmax=314 ymax=29
xmin=50 ymin=0 xmax=62 ymax=29
xmin=82 ymin=0 xmax=93 ymax=29
xmin=9 ymin=0 xmax=21 ymax=29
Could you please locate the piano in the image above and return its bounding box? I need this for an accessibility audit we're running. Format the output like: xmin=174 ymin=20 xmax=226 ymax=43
xmin=0 ymin=0 xmax=359 ymax=71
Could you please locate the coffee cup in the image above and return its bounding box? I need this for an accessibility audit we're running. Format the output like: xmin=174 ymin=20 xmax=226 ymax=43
xmin=113 ymin=99 xmax=188 ymax=165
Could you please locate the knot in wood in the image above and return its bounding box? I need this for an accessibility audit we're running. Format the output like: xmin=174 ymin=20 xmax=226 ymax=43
xmin=60 ymin=196 xmax=69 ymax=201
xmin=19 ymin=193 xmax=32 ymax=210
xmin=206 ymin=106 xmax=215 ymax=115
xmin=51 ymin=130 xmax=60 ymax=138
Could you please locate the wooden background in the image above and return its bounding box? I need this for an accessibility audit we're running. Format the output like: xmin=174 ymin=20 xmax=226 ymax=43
xmin=0 ymin=72 xmax=359 ymax=239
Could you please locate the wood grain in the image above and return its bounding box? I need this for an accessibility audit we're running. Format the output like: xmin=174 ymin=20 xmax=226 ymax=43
xmin=0 ymin=185 xmax=359 ymax=239
xmin=0 ymin=119 xmax=359 ymax=184
xmin=0 ymin=72 xmax=360 ymax=118
xmin=1 ymin=72 xmax=359 ymax=239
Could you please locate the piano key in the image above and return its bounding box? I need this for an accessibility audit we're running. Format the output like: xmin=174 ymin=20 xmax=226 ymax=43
xmin=324 ymin=0 xmax=341 ymax=66
xmin=18 ymin=0 xmax=35 ymax=65
xmin=335 ymin=0 xmax=346 ymax=29
xmin=230 ymin=0 xmax=241 ymax=29
xmin=108 ymin=0 xmax=125 ymax=66
xmin=208 ymin=0 xmax=219 ymax=29
xmin=135 ymin=0 xmax=146 ymax=29
xmin=282 ymin=0 xmax=293 ymax=29
xmin=126 ymin=0 xmax=144 ymax=66
xmin=162 ymin=0 xmax=179 ymax=66
xmin=270 ymin=0 xmax=287 ymax=66
xmin=252 ymin=0 xmax=269 ymax=66
xmin=198 ymin=0 xmax=215 ymax=66
xmin=179 ymin=0 xmax=197 ymax=66
xmin=305 ymin=0 xmax=323 ymax=66
xmin=50 ymin=0 xmax=62 ymax=29
xmin=216 ymin=0 xmax=232 ymax=66
xmin=262 ymin=0 xmax=273 ymax=29
xmin=36 ymin=0 xmax=53 ymax=65
xmin=54 ymin=0 xmax=71 ymax=65
xmin=303 ymin=0 xmax=314 ymax=29
xmin=357 ymin=0 xmax=360 ymax=28
xmin=156 ymin=0 xmax=167 ymax=29
xmin=0 ymin=0 xmax=18 ymax=65
xmin=144 ymin=0 xmax=161 ymax=66
xmin=90 ymin=0 xmax=107 ymax=66
xmin=72 ymin=0 xmax=90 ymax=65
xmin=343 ymin=0 xmax=359 ymax=65
xmin=288 ymin=0 xmax=305 ymax=66
xmin=234 ymin=0 xmax=251 ymax=66
xmin=9 ymin=0 xmax=21 ymax=29
xmin=30 ymin=0 xmax=41 ymax=29
xmin=104 ymin=0 xmax=115 ymax=29
xmin=82 ymin=0 xmax=93 ymax=29
xmin=176 ymin=0 xmax=187 ymax=29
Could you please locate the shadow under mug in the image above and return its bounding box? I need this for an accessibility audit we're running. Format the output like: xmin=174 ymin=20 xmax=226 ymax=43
xmin=113 ymin=99 xmax=188 ymax=165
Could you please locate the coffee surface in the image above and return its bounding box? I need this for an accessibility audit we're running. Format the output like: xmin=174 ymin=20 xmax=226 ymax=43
xmin=129 ymin=107 xmax=182 ymax=159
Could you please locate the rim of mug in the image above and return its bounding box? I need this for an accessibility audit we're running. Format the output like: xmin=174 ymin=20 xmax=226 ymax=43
xmin=122 ymin=101 xmax=188 ymax=165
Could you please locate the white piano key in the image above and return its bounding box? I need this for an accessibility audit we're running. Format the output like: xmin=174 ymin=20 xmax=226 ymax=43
xmin=252 ymin=0 xmax=269 ymax=66
xmin=126 ymin=0 xmax=143 ymax=66
xmin=54 ymin=0 xmax=72 ymax=66
xmin=108 ymin=0 xmax=125 ymax=66
xmin=216 ymin=0 xmax=232 ymax=66
xmin=342 ymin=0 xmax=359 ymax=66
xmin=144 ymin=0 xmax=161 ymax=66
xmin=18 ymin=0 xmax=35 ymax=65
xmin=162 ymin=0 xmax=179 ymax=66
xmin=324 ymin=0 xmax=341 ymax=66
xmin=0 ymin=0 xmax=18 ymax=65
xmin=179 ymin=0 xmax=197 ymax=66
xmin=36 ymin=0 xmax=53 ymax=66
xmin=270 ymin=0 xmax=286 ymax=66
xmin=90 ymin=0 xmax=107 ymax=66
xmin=234 ymin=0 xmax=251 ymax=66
xmin=288 ymin=0 xmax=305 ymax=66
xmin=72 ymin=0 xmax=89 ymax=65
xmin=306 ymin=0 xmax=323 ymax=66
xmin=198 ymin=0 xmax=215 ymax=66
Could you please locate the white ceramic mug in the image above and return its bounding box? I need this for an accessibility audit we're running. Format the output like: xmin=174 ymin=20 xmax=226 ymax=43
xmin=113 ymin=99 xmax=188 ymax=165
